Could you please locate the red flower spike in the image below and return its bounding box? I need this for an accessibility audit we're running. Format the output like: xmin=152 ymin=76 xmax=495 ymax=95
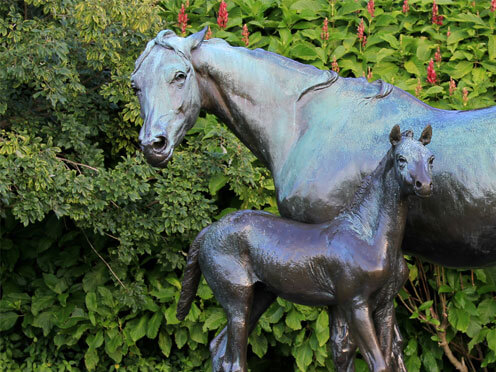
xmin=241 ymin=24 xmax=250 ymax=46
xmin=492 ymin=0 xmax=496 ymax=12
xmin=367 ymin=67 xmax=373 ymax=80
xmin=357 ymin=18 xmax=365 ymax=42
xmin=362 ymin=35 xmax=367 ymax=47
xmin=462 ymin=88 xmax=469 ymax=106
xmin=177 ymin=4 xmax=188 ymax=35
xmin=367 ymin=0 xmax=375 ymax=17
xmin=447 ymin=26 xmax=451 ymax=38
xmin=449 ymin=77 xmax=456 ymax=96
xmin=435 ymin=46 xmax=442 ymax=65
xmin=321 ymin=18 xmax=329 ymax=41
xmin=217 ymin=1 xmax=229 ymax=29
xmin=205 ymin=26 xmax=213 ymax=40
xmin=402 ymin=0 xmax=409 ymax=13
xmin=332 ymin=56 xmax=340 ymax=73
xmin=427 ymin=59 xmax=437 ymax=85
xmin=432 ymin=0 xmax=444 ymax=25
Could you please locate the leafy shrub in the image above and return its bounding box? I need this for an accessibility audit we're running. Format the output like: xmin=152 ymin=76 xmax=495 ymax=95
xmin=1 ymin=0 xmax=496 ymax=371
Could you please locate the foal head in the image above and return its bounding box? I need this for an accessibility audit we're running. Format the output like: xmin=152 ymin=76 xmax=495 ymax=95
xmin=389 ymin=124 xmax=434 ymax=198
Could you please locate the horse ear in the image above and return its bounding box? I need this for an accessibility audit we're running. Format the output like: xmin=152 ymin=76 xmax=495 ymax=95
xmin=187 ymin=27 xmax=208 ymax=50
xmin=389 ymin=125 xmax=401 ymax=146
xmin=419 ymin=124 xmax=432 ymax=145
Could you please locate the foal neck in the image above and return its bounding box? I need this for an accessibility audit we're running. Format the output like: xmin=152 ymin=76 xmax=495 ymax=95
xmin=340 ymin=150 xmax=408 ymax=249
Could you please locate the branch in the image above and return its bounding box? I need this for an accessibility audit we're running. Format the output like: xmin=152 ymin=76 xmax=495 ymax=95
xmin=55 ymin=156 xmax=100 ymax=172
xmin=437 ymin=329 xmax=468 ymax=372
xmin=82 ymin=230 xmax=127 ymax=290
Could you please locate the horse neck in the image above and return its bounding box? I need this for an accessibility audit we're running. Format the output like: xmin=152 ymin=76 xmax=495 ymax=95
xmin=343 ymin=151 xmax=408 ymax=253
xmin=191 ymin=40 xmax=325 ymax=171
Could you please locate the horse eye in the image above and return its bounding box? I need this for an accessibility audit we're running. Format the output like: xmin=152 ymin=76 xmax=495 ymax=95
xmin=428 ymin=156 xmax=435 ymax=166
xmin=174 ymin=72 xmax=187 ymax=83
xmin=397 ymin=156 xmax=407 ymax=168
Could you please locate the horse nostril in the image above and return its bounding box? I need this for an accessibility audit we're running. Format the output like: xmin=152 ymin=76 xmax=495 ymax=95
xmin=152 ymin=136 xmax=168 ymax=152
xmin=415 ymin=181 xmax=422 ymax=188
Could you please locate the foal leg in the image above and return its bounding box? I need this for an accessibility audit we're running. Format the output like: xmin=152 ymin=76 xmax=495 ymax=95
xmin=373 ymin=302 xmax=395 ymax=368
xmin=346 ymin=298 xmax=389 ymax=372
xmin=330 ymin=307 xmax=357 ymax=372
xmin=210 ymin=285 xmax=276 ymax=365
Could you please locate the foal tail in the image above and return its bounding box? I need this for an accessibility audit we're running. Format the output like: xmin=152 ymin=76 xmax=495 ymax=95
xmin=176 ymin=228 xmax=207 ymax=321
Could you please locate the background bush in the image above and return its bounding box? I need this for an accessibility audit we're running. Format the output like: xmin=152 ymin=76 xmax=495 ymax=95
xmin=1 ymin=0 xmax=496 ymax=371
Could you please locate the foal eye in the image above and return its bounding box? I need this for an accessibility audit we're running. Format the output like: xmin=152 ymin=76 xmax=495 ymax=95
xmin=397 ymin=156 xmax=407 ymax=169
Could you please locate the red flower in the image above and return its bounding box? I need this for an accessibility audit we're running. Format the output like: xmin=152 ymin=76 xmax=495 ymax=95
xmin=357 ymin=18 xmax=365 ymax=42
xmin=217 ymin=0 xmax=228 ymax=29
xmin=205 ymin=26 xmax=213 ymax=40
xmin=321 ymin=18 xmax=329 ymax=41
xmin=427 ymin=59 xmax=437 ymax=84
xmin=367 ymin=0 xmax=375 ymax=17
xmin=492 ymin=0 xmax=496 ymax=12
xmin=449 ymin=77 xmax=456 ymax=96
xmin=332 ymin=56 xmax=340 ymax=73
xmin=432 ymin=0 xmax=444 ymax=25
xmin=402 ymin=0 xmax=409 ymax=13
xmin=241 ymin=24 xmax=250 ymax=46
xmin=447 ymin=26 xmax=451 ymax=38
xmin=177 ymin=4 xmax=188 ymax=35
xmin=362 ymin=35 xmax=367 ymax=47
xmin=434 ymin=46 xmax=442 ymax=65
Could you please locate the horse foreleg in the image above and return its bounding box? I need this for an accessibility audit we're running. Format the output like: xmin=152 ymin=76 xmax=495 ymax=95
xmin=330 ymin=307 xmax=357 ymax=372
xmin=391 ymin=323 xmax=407 ymax=372
xmin=346 ymin=298 xmax=390 ymax=372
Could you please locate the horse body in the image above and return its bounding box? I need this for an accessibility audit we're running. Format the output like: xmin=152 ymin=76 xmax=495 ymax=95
xmin=177 ymin=127 xmax=433 ymax=372
xmin=132 ymin=29 xmax=496 ymax=268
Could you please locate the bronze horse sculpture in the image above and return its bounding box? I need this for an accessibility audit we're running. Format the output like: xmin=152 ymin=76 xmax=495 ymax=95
xmin=176 ymin=125 xmax=435 ymax=372
xmin=131 ymin=28 xmax=496 ymax=269
xmin=130 ymin=28 xmax=495 ymax=369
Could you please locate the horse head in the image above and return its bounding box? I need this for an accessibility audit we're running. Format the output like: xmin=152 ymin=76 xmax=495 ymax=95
xmin=389 ymin=124 xmax=434 ymax=198
xmin=131 ymin=28 xmax=208 ymax=167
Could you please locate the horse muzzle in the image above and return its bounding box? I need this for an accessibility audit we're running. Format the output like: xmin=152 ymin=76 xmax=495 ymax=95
xmin=142 ymin=136 xmax=173 ymax=168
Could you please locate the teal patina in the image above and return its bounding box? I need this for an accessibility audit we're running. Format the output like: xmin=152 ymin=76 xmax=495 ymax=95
xmin=131 ymin=28 xmax=496 ymax=268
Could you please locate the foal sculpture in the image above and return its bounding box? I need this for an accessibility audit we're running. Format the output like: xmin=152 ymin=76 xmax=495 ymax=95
xmin=177 ymin=125 xmax=435 ymax=372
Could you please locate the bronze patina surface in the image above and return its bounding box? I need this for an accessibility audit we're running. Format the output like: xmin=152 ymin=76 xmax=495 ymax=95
xmin=131 ymin=29 xmax=495 ymax=268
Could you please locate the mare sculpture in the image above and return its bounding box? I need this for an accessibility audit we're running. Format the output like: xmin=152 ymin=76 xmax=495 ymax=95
xmin=131 ymin=28 xmax=496 ymax=269
xmin=176 ymin=125 xmax=435 ymax=372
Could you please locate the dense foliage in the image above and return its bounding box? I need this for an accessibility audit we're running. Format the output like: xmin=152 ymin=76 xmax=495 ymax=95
xmin=1 ymin=0 xmax=496 ymax=371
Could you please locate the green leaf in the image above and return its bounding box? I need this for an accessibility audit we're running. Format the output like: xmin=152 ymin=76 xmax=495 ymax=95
xmin=175 ymin=328 xmax=188 ymax=349
xmin=286 ymin=308 xmax=303 ymax=330
xmin=146 ymin=311 xmax=162 ymax=339
xmin=84 ymin=347 xmax=99 ymax=371
xmin=158 ymin=331 xmax=172 ymax=357
xmin=404 ymin=60 xmax=421 ymax=76
xmin=249 ymin=332 xmax=268 ymax=358
xmin=43 ymin=273 xmax=68 ymax=295
xmin=0 ymin=312 xmax=19 ymax=331
xmin=209 ymin=174 xmax=228 ymax=195
xmin=130 ymin=314 xmax=148 ymax=342
xmin=487 ymin=329 xmax=496 ymax=352
xmin=450 ymin=61 xmax=473 ymax=79
xmin=290 ymin=43 xmax=319 ymax=61
xmin=315 ymin=310 xmax=329 ymax=346
xmin=294 ymin=340 xmax=313 ymax=371
xmin=203 ymin=309 xmax=226 ymax=331
xmin=488 ymin=36 xmax=496 ymax=61
xmin=189 ymin=323 xmax=207 ymax=344
xmin=86 ymin=330 xmax=104 ymax=349
xmin=85 ymin=292 xmax=97 ymax=312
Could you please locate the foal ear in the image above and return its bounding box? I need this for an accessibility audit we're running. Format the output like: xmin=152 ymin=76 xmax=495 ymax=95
xmin=419 ymin=124 xmax=432 ymax=145
xmin=187 ymin=27 xmax=208 ymax=50
xmin=389 ymin=125 xmax=402 ymax=146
